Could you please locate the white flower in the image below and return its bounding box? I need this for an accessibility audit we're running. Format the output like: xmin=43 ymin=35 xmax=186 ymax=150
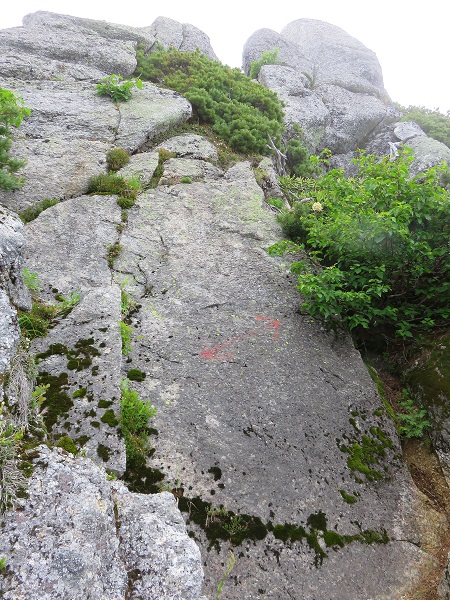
xmin=311 ymin=202 xmax=323 ymax=212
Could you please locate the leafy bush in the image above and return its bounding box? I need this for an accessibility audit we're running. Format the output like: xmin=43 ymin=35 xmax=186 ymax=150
xmin=135 ymin=47 xmax=284 ymax=155
xmin=398 ymin=104 xmax=450 ymax=148
xmin=119 ymin=378 xmax=156 ymax=466
xmin=396 ymin=389 xmax=430 ymax=438
xmin=0 ymin=87 xmax=30 ymax=191
xmin=96 ymin=74 xmax=142 ymax=102
xmin=270 ymin=149 xmax=450 ymax=343
xmin=249 ymin=47 xmax=280 ymax=79
xmin=106 ymin=147 xmax=130 ymax=171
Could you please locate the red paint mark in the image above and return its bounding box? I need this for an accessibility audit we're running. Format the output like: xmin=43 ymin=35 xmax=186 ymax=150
xmin=201 ymin=315 xmax=281 ymax=361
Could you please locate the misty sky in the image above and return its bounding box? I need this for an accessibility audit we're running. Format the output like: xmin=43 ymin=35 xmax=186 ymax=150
xmin=1 ymin=0 xmax=449 ymax=113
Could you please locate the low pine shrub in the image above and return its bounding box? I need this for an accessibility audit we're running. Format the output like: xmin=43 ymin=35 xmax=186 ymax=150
xmin=135 ymin=47 xmax=284 ymax=155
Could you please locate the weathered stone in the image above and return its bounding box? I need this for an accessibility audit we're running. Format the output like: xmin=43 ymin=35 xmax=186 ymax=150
xmin=160 ymin=158 xmax=222 ymax=184
xmin=0 ymin=446 xmax=127 ymax=599
xmin=0 ymin=79 xmax=191 ymax=212
xmin=0 ymin=290 xmax=19 ymax=377
xmin=142 ymin=16 xmax=218 ymax=61
xmin=24 ymin=195 xmax=121 ymax=296
xmin=0 ymin=445 xmax=206 ymax=599
xmin=23 ymin=10 xmax=155 ymax=49
xmin=281 ymin=19 xmax=387 ymax=98
xmin=406 ymin=135 xmax=450 ymax=176
xmin=242 ymin=28 xmax=312 ymax=77
xmin=114 ymin=157 xmax=428 ymax=598
xmin=117 ymin=151 xmax=159 ymax=186
xmin=243 ymin=20 xmax=399 ymax=156
xmin=180 ymin=23 xmax=219 ymax=61
xmin=0 ymin=206 xmax=30 ymax=311
xmin=394 ymin=121 xmax=427 ymax=142
xmin=113 ymin=486 xmax=206 ymax=600
xmin=157 ymin=133 xmax=218 ymax=161
xmin=114 ymin=83 xmax=192 ymax=153
xmin=0 ymin=18 xmax=137 ymax=81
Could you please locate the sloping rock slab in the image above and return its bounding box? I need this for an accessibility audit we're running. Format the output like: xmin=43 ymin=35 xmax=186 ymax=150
xmin=160 ymin=158 xmax=222 ymax=184
xmin=0 ymin=18 xmax=137 ymax=81
xmin=113 ymin=160 xmax=427 ymax=597
xmin=24 ymin=195 xmax=125 ymax=473
xmin=0 ymin=445 xmax=205 ymax=599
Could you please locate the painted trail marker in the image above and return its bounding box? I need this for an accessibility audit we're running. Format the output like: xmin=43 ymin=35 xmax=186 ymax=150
xmin=201 ymin=316 xmax=281 ymax=361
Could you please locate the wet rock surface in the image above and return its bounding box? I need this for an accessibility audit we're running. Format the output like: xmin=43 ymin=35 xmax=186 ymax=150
xmin=112 ymin=147 xmax=428 ymax=598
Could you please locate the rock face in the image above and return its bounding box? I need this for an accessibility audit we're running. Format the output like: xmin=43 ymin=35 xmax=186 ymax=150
xmin=0 ymin=445 xmax=205 ymax=599
xmin=243 ymin=19 xmax=400 ymax=158
xmin=0 ymin=11 xmax=444 ymax=599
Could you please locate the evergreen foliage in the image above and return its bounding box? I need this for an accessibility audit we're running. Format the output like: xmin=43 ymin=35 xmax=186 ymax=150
xmin=135 ymin=47 xmax=284 ymax=155
xmin=270 ymin=150 xmax=450 ymax=344
xmin=0 ymin=88 xmax=30 ymax=191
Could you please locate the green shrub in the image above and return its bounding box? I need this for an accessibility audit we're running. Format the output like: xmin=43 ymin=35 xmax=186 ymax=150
xmin=0 ymin=87 xmax=30 ymax=191
xmin=270 ymin=149 xmax=450 ymax=344
xmin=88 ymin=173 xmax=142 ymax=204
xmin=119 ymin=321 xmax=133 ymax=355
xmin=286 ymin=126 xmax=319 ymax=178
xmin=135 ymin=47 xmax=284 ymax=155
xmin=19 ymin=198 xmax=59 ymax=223
xmin=57 ymin=436 xmax=77 ymax=454
xmin=249 ymin=47 xmax=280 ymax=79
xmin=119 ymin=378 xmax=156 ymax=466
xmin=397 ymin=104 xmax=450 ymax=148
xmin=180 ymin=176 xmax=192 ymax=184
xmin=396 ymin=389 xmax=430 ymax=438
xmin=106 ymin=147 xmax=130 ymax=171
xmin=96 ymin=74 xmax=142 ymax=102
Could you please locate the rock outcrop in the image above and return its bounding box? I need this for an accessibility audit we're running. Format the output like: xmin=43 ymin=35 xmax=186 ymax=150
xmin=243 ymin=19 xmax=399 ymax=158
xmin=0 ymin=11 xmax=447 ymax=599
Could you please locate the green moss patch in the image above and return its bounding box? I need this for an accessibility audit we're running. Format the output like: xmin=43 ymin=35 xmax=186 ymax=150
xmin=73 ymin=387 xmax=87 ymax=399
xmin=126 ymin=369 xmax=146 ymax=382
xmin=101 ymin=409 xmax=119 ymax=427
xmin=66 ymin=338 xmax=101 ymax=371
xmin=97 ymin=444 xmax=111 ymax=462
xmin=37 ymin=371 xmax=73 ymax=431
xmin=57 ymin=436 xmax=77 ymax=454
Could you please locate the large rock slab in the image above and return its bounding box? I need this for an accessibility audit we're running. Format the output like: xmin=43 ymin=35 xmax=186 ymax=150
xmin=113 ymin=156 xmax=428 ymax=598
xmin=0 ymin=18 xmax=137 ymax=81
xmin=0 ymin=445 xmax=205 ymax=599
